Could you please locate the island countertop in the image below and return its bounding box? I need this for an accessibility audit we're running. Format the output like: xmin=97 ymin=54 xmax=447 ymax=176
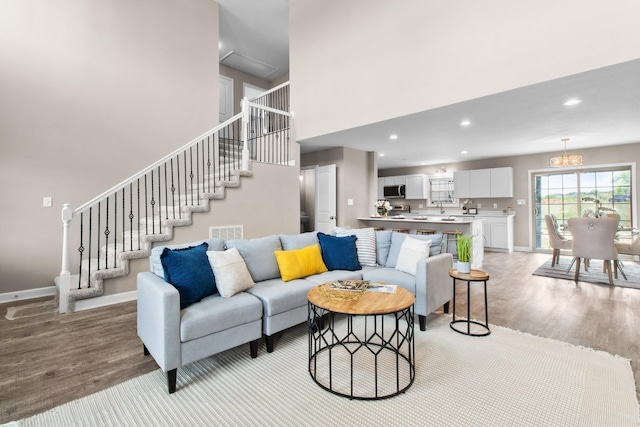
xmin=357 ymin=216 xmax=481 ymax=224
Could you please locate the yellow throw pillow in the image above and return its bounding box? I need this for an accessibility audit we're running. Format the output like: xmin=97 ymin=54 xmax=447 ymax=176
xmin=274 ymin=244 xmax=328 ymax=282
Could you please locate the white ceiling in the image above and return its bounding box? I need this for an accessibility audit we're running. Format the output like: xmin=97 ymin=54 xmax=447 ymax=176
xmin=217 ymin=2 xmax=640 ymax=170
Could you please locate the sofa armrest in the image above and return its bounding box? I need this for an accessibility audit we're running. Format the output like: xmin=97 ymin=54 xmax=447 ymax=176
xmin=414 ymin=253 xmax=453 ymax=316
xmin=137 ymin=272 xmax=181 ymax=372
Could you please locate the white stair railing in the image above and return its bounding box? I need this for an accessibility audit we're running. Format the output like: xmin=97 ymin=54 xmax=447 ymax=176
xmin=58 ymin=83 xmax=292 ymax=313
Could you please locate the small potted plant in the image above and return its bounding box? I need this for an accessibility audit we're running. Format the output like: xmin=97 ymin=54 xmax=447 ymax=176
xmin=456 ymin=234 xmax=473 ymax=273
xmin=374 ymin=200 xmax=391 ymax=217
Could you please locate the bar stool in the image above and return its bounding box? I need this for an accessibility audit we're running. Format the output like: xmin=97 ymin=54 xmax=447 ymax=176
xmin=417 ymin=229 xmax=436 ymax=235
xmin=443 ymin=230 xmax=462 ymax=258
xmin=392 ymin=228 xmax=409 ymax=233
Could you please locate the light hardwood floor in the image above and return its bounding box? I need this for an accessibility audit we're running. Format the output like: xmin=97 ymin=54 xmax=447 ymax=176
xmin=1 ymin=251 xmax=639 ymax=423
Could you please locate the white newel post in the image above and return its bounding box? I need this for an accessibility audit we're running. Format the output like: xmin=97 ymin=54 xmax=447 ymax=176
xmin=59 ymin=203 xmax=73 ymax=313
xmin=241 ymin=97 xmax=250 ymax=170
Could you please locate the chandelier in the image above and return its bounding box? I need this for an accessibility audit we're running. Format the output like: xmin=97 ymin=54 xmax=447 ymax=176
xmin=550 ymin=138 xmax=583 ymax=167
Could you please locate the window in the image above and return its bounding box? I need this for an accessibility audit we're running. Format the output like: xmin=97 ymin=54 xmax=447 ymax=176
xmin=534 ymin=166 xmax=633 ymax=251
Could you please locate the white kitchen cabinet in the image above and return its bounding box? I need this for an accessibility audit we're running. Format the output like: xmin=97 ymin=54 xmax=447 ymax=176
xmin=490 ymin=167 xmax=514 ymax=197
xmin=469 ymin=169 xmax=491 ymax=198
xmin=482 ymin=216 xmax=514 ymax=252
xmin=454 ymin=167 xmax=514 ymax=198
xmin=405 ymin=174 xmax=428 ymax=199
xmin=453 ymin=171 xmax=470 ymax=199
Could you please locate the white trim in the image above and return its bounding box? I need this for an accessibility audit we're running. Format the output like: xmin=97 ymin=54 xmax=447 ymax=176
xmin=74 ymin=291 xmax=137 ymax=312
xmin=0 ymin=286 xmax=57 ymax=304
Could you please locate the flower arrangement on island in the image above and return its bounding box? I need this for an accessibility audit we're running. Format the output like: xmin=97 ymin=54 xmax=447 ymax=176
xmin=375 ymin=199 xmax=391 ymax=216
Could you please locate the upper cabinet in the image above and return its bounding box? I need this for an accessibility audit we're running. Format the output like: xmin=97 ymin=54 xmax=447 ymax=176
xmin=405 ymin=174 xmax=428 ymax=199
xmin=377 ymin=174 xmax=428 ymax=199
xmin=454 ymin=167 xmax=513 ymax=198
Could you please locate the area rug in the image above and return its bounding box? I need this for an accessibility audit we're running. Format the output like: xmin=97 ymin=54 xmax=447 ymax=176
xmin=532 ymin=257 xmax=640 ymax=289
xmin=11 ymin=315 xmax=639 ymax=427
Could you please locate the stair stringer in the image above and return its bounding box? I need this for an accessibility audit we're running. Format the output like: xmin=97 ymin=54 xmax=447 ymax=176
xmin=65 ymin=168 xmax=253 ymax=311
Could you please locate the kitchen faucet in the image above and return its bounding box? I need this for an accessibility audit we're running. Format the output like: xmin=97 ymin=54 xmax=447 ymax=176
xmin=437 ymin=200 xmax=445 ymax=214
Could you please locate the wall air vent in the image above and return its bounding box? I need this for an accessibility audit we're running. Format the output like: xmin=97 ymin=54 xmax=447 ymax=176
xmin=220 ymin=51 xmax=278 ymax=80
xmin=209 ymin=225 xmax=244 ymax=241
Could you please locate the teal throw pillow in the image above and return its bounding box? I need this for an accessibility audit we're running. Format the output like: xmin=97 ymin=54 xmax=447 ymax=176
xmin=317 ymin=232 xmax=361 ymax=271
xmin=160 ymin=242 xmax=216 ymax=309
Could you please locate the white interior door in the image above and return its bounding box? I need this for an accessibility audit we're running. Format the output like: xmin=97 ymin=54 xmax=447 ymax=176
xmin=315 ymin=164 xmax=337 ymax=233
xmin=219 ymin=75 xmax=234 ymax=123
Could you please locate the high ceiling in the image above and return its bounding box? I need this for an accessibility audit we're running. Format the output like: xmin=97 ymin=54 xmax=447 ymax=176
xmin=217 ymin=1 xmax=640 ymax=170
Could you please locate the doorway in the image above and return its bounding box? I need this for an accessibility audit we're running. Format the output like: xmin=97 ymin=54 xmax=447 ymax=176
xmin=300 ymin=165 xmax=337 ymax=233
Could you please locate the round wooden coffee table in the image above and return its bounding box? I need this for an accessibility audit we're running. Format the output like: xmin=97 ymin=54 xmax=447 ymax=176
xmin=307 ymin=282 xmax=415 ymax=400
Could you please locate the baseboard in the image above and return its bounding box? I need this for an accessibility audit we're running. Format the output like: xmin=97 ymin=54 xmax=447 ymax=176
xmin=0 ymin=286 xmax=57 ymax=304
xmin=74 ymin=291 xmax=137 ymax=312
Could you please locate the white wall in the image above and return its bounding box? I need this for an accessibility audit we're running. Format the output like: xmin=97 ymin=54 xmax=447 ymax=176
xmin=290 ymin=0 xmax=640 ymax=141
xmin=0 ymin=0 xmax=220 ymax=293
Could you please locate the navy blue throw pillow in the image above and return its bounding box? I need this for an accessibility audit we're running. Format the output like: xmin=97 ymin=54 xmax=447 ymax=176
xmin=160 ymin=242 xmax=216 ymax=309
xmin=317 ymin=232 xmax=361 ymax=271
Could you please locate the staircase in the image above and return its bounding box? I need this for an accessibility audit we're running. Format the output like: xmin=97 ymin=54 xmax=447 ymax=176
xmin=57 ymin=82 xmax=292 ymax=313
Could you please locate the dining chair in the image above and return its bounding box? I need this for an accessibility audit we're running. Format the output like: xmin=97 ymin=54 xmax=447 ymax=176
xmin=567 ymin=217 xmax=620 ymax=285
xmin=545 ymin=214 xmax=572 ymax=267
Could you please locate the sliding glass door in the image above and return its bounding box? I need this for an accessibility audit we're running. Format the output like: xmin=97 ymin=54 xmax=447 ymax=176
xmin=533 ymin=167 xmax=632 ymax=251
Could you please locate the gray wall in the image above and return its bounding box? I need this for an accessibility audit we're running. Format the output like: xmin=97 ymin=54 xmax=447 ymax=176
xmin=290 ymin=0 xmax=640 ymax=142
xmin=0 ymin=0 xmax=221 ymax=294
xmin=381 ymin=142 xmax=640 ymax=250
xmin=301 ymin=147 xmax=377 ymax=229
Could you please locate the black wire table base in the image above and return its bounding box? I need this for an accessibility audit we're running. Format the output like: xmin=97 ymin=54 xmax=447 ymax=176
xmin=308 ymin=302 xmax=415 ymax=400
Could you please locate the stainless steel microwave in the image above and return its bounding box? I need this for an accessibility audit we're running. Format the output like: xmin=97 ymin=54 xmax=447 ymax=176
xmin=383 ymin=185 xmax=405 ymax=198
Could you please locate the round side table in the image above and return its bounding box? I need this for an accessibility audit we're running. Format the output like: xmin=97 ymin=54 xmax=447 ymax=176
xmin=448 ymin=269 xmax=490 ymax=336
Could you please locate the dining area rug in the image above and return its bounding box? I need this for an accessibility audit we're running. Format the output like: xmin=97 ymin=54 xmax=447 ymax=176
xmin=533 ymin=257 xmax=640 ymax=289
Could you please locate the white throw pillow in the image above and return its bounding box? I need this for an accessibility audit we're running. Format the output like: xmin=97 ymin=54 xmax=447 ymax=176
xmin=207 ymin=247 xmax=255 ymax=298
xmin=334 ymin=227 xmax=378 ymax=266
xmin=395 ymin=236 xmax=431 ymax=276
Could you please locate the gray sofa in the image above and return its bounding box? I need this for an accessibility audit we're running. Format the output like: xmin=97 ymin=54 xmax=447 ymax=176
xmin=137 ymin=229 xmax=453 ymax=393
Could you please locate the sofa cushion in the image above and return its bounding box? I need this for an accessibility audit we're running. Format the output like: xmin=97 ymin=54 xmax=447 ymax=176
xmin=207 ymin=248 xmax=255 ymax=298
xmin=279 ymin=231 xmax=319 ymax=250
xmin=150 ymin=238 xmax=225 ymax=277
xmin=317 ymin=232 xmax=361 ymax=271
xmin=395 ymin=236 xmax=431 ymax=275
xmin=375 ymin=230 xmax=393 ymax=266
xmin=160 ymin=242 xmax=216 ymax=309
xmin=335 ymin=227 xmax=378 ymax=266
xmin=226 ymin=235 xmax=282 ymax=282
xmin=274 ymin=244 xmax=327 ymax=282
xmin=180 ymin=292 xmax=263 ymax=342
xmin=247 ymin=278 xmax=319 ymax=317
xmin=385 ymin=233 xmax=442 ymax=268
xmin=362 ymin=267 xmax=416 ymax=295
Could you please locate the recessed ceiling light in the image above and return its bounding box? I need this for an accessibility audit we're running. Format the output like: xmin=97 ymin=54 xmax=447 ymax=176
xmin=379 ymin=153 xmax=385 ymax=157
xmin=389 ymin=134 xmax=398 ymax=140
xmin=461 ymin=151 xmax=468 ymax=154
xmin=460 ymin=120 xmax=471 ymax=127
xmin=563 ymin=99 xmax=582 ymax=106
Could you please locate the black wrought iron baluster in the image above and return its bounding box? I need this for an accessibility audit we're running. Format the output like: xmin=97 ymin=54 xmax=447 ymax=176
xmin=189 ymin=146 xmax=194 ymax=205
xmin=137 ymin=179 xmax=141 ymax=250
xmin=144 ymin=175 xmax=149 ymax=237
xmin=112 ymin=192 xmax=117 ymax=269
xmin=104 ymin=197 xmax=110 ymax=269
xmin=88 ymin=207 xmax=93 ymax=287
xmin=157 ymin=166 xmax=162 ymax=234
xmin=206 ymin=135 xmax=212 ymax=193
xmin=164 ymin=163 xmax=169 ymax=220
xmin=78 ymin=213 xmax=84 ymax=289
xmin=177 ymin=153 xmax=182 ymax=218
xmin=129 ymin=183 xmax=134 ymax=252
xmin=170 ymin=158 xmax=176 ymax=220
xmin=150 ymin=170 xmax=156 ymax=235
xmin=96 ymin=202 xmax=101 ymax=274
xmin=183 ymin=150 xmax=188 ymax=207
xmin=196 ymin=141 xmax=201 ymax=205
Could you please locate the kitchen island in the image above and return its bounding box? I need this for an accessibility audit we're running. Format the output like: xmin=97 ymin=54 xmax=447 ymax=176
xmin=357 ymin=215 xmax=484 ymax=269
